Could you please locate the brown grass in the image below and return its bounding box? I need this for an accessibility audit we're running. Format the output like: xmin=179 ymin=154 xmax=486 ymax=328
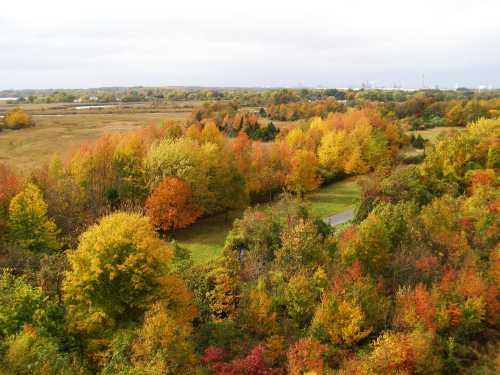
xmin=0 ymin=112 xmax=189 ymax=170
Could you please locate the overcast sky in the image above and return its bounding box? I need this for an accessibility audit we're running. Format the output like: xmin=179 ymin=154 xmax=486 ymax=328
xmin=1 ymin=0 xmax=499 ymax=90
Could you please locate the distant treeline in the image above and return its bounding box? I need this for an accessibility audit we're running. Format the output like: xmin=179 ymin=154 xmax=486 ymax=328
xmin=4 ymin=86 xmax=500 ymax=106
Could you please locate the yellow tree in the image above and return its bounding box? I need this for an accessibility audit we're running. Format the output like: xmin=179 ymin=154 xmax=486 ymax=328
xmin=8 ymin=183 xmax=59 ymax=252
xmin=318 ymin=130 xmax=348 ymax=172
xmin=131 ymin=303 xmax=199 ymax=374
xmin=63 ymin=212 xmax=191 ymax=334
xmin=286 ymin=150 xmax=321 ymax=195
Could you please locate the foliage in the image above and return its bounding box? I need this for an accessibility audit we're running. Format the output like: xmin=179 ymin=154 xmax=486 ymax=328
xmin=145 ymin=176 xmax=201 ymax=231
xmin=63 ymin=212 xmax=178 ymax=333
xmin=8 ymin=183 xmax=60 ymax=252
xmin=287 ymin=337 xmax=327 ymax=375
xmin=3 ymin=325 xmax=79 ymax=375
xmin=0 ymin=269 xmax=44 ymax=340
xmin=130 ymin=303 xmax=199 ymax=374
xmin=0 ymin=163 xmax=20 ymax=234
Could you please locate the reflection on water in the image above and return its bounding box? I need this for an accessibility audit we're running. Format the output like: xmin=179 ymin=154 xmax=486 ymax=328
xmin=74 ymin=105 xmax=117 ymax=110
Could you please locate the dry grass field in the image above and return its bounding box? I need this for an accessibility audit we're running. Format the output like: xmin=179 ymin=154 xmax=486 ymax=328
xmin=0 ymin=112 xmax=190 ymax=169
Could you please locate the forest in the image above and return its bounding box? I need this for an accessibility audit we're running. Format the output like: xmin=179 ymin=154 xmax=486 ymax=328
xmin=0 ymin=91 xmax=499 ymax=374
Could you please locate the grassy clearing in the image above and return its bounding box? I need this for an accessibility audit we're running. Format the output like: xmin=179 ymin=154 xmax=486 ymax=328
xmin=175 ymin=178 xmax=361 ymax=264
xmin=409 ymin=126 xmax=462 ymax=143
xmin=0 ymin=112 xmax=189 ymax=169
xmin=306 ymin=178 xmax=361 ymax=218
xmin=172 ymin=210 xmax=243 ymax=264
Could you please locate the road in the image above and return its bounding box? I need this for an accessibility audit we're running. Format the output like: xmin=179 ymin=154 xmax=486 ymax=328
xmin=323 ymin=208 xmax=355 ymax=227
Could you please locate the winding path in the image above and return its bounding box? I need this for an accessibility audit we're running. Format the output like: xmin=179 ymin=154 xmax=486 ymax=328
xmin=323 ymin=208 xmax=355 ymax=227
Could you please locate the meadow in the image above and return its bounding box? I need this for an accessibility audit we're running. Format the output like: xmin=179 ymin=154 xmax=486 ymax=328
xmin=0 ymin=111 xmax=189 ymax=169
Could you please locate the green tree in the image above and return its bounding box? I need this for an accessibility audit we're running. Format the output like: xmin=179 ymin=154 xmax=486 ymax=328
xmin=8 ymin=183 xmax=59 ymax=252
xmin=0 ymin=269 xmax=44 ymax=339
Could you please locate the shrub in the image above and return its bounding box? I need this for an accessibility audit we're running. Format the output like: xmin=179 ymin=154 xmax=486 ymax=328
xmin=2 ymin=108 xmax=35 ymax=130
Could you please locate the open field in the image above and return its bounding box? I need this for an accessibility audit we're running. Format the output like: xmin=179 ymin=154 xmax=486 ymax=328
xmin=174 ymin=178 xmax=361 ymax=264
xmin=0 ymin=112 xmax=190 ymax=169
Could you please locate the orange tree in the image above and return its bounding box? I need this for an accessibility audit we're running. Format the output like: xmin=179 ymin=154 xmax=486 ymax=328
xmin=145 ymin=176 xmax=201 ymax=232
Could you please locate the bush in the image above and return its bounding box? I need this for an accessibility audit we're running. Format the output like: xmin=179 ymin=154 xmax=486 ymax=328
xmin=2 ymin=108 xmax=35 ymax=130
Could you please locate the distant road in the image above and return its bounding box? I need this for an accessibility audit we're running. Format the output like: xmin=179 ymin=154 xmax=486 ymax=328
xmin=324 ymin=208 xmax=354 ymax=227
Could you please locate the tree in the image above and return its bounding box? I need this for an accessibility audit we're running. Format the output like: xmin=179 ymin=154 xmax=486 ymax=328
xmin=206 ymin=267 xmax=239 ymax=321
xmin=367 ymin=330 xmax=442 ymax=374
xmin=0 ymin=163 xmax=20 ymax=234
xmin=287 ymin=338 xmax=327 ymax=375
xmin=284 ymin=272 xmax=321 ymax=328
xmin=8 ymin=183 xmax=59 ymax=252
xmin=0 ymin=269 xmax=44 ymax=339
xmin=3 ymin=325 xmax=79 ymax=375
xmin=238 ymin=279 xmax=277 ymax=337
xmin=275 ymin=219 xmax=326 ymax=275
xmin=318 ymin=130 xmax=348 ymax=173
xmin=203 ymin=345 xmax=283 ymax=375
xmin=312 ymin=294 xmax=372 ymax=346
xmin=286 ymin=150 xmax=321 ymax=195
xmin=446 ymin=103 xmax=466 ymax=127
xmin=145 ymin=176 xmax=201 ymax=231
xmin=130 ymin=303 xmax=199 ymax=374
xmin=63 ymin=212 xmax=188 ymax=333
xmin=2 ymin=108 xmax=35 ymax=130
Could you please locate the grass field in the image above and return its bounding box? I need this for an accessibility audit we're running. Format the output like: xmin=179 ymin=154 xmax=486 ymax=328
xmin=0 ymin=112 xmax=189 ymax=169
xmin=174 ymin=178 xmax=361 ymax=264
xmin=409 ymin=126 xmax=462 ymax=142
xmin=306 ymin=178 xmax=360 ymax=218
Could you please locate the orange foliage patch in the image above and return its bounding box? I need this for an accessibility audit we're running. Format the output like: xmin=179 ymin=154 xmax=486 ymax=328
xmin=145 ymin=177 xmax=201 ymax=231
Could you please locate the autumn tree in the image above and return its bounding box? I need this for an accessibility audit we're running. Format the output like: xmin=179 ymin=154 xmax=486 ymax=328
xmin=0 ymin=163 xmax=20 ymax=234
xmin=275 ymin=219 xmax=326 ymax=275
xmin=312 ymin=293 xmax=372 ymax=346
xmin=145 ymin=176 xmax=201 ymax=232
xmin=0 ymin=269 xmax=44 ymax=339
xmin=286 ymin=150 xmax=321 ymax=195
xmin=63 ymin=212 xmax=188 ymax=333
xmin=283 ymin=271 xmax=323 ymax=329
xmin=203 ymin=345 xmax=283 ymax=375
xmin=130 ymin=302 xmax=199 ymax=374
xmin=3 ymin=325 xmax=80 ymax=375
xmin=287 ymin=337 xmax=327 ymax=375
xmin=238 ymin=279 xmax=277 ymax=337
xmin=8 ymin=183 xmax=60 ymax=252
xmin=366 ymin=330 xmax=442 ymax=374
xmin=206 ymin=267 xmax=240 ymax=321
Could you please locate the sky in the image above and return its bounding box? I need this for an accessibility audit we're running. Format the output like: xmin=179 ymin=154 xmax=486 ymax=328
xmin=1 ymin=0 xmax=499 ymax=90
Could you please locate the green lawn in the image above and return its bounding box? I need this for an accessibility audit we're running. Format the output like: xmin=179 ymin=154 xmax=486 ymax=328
xmin=172 ymin=210 xmax=243 ymax=265
xmin=174 ymin=178 xmax=361 ymax=264
xmin=306 ymin=178 xmax=360 ymax=218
